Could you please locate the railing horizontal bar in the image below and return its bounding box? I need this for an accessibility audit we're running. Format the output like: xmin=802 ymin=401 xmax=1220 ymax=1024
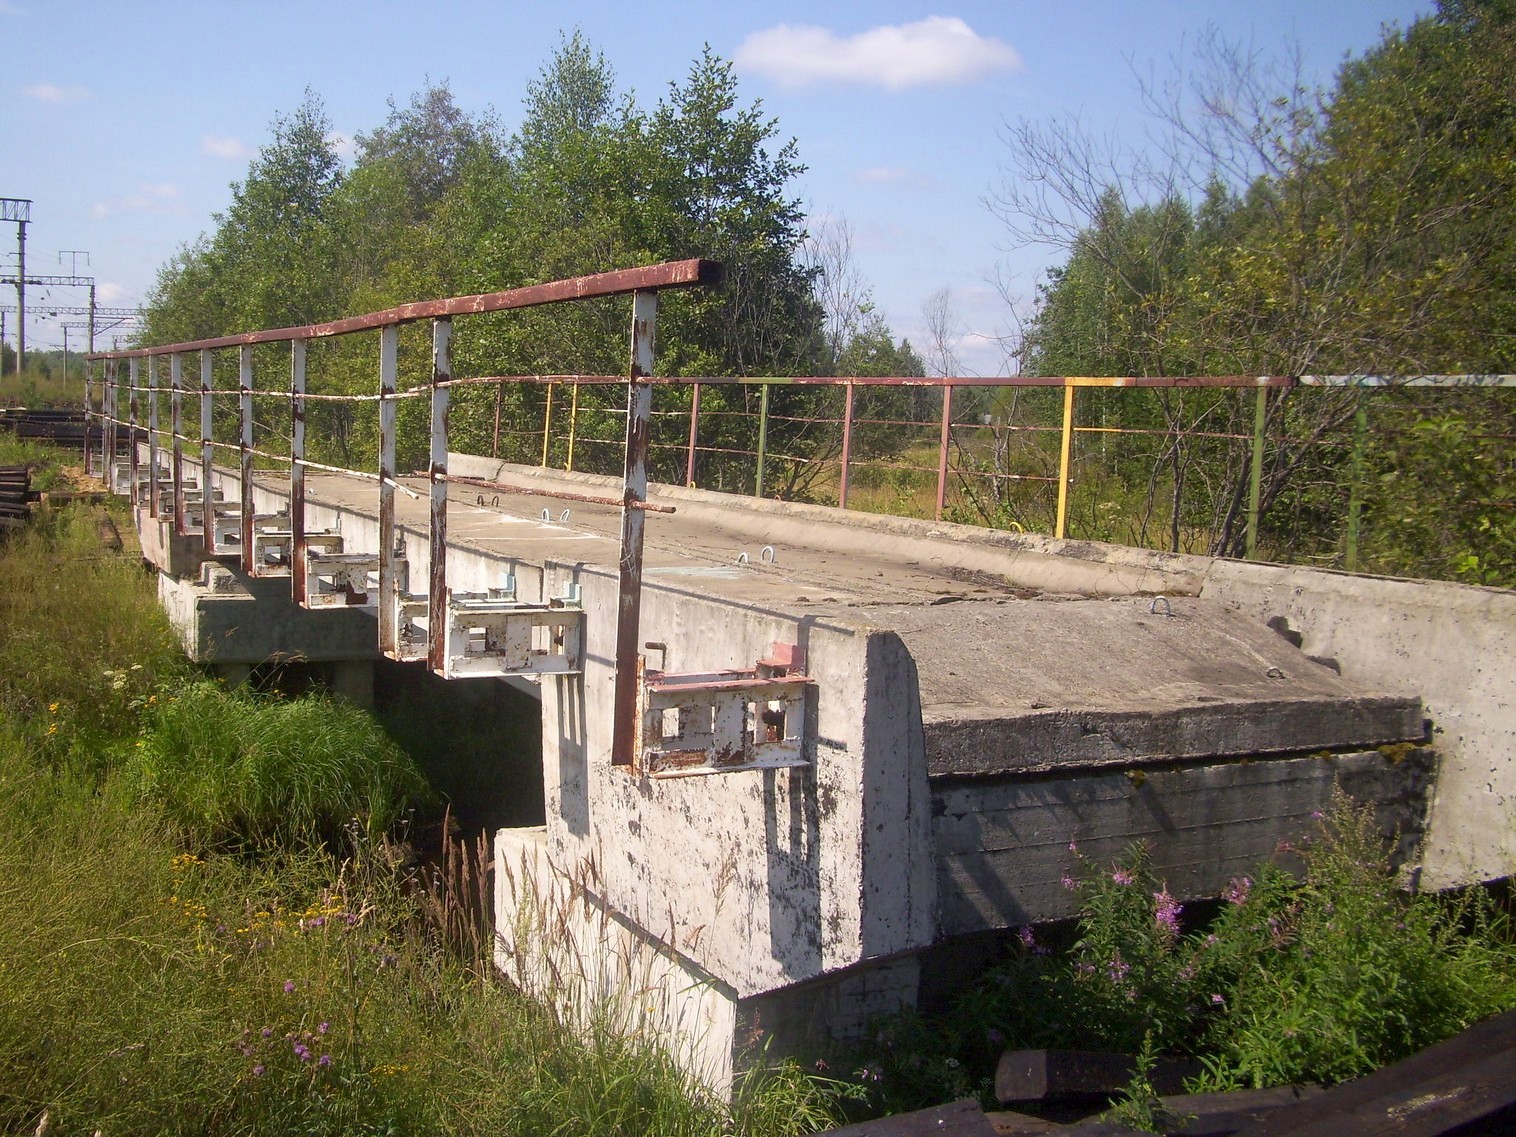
xmin=441 ymin=474 xmax=676 ymax=513
xmin=88 ymin=259 xmax=721 ymax=360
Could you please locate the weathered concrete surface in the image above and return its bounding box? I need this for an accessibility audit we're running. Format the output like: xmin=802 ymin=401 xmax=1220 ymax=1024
xmin=157 ymin=559 xmax=379 ymax=665
xmin=850 ymin=597 xmax=1423 ymax=776
xmin=1200 ymin=562 xmax=1516 ymax=889
xmin=934 ymin=747 xmax=1435 ymax=934
xmin=128 ymin=455 xmax=1506 ymax=1094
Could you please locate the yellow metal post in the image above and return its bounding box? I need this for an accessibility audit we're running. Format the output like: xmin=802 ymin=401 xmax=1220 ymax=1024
xmin=566 ymin=381 xmax=580 ymax=472
xmin=540 ymin=381 xmax=555 ymax=466
xmin=1055 ymin=382 xmax=1076 ymax=539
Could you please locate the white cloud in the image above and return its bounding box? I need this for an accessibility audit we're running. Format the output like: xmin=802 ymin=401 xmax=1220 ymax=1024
xmin=201 ymin=134 xmax=253 ymax=160
xmin=24 ymin=82 xmax=88 ymax=103
xmin=325 ymin=131 xmax=355 ymax=161
xmin=855 ymin=166 xmax=938 ymax=189
xmin=91 ymin=183 xmax=186 ymax=220
xmin=735 ymin=17 xmax=1021 ymax=91
xmin=97 ymin=282 xmax=133 ymax=305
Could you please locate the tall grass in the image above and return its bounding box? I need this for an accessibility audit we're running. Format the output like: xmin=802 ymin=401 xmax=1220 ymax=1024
xmin=122 ymin=680 xmax=432 ymax=849
xmin=0 ymin=493 xmax=847 ymax=1135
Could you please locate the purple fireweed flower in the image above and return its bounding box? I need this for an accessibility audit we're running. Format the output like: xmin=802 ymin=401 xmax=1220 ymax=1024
xmin=294 ymin=1043 xmax=311 ymax=1062
xmin=1223 ymin=877 xmax=1252 ymax=906
xmin=318 ymin=1022 xmax=329 ymax=1035
xmin=252 ymin=1064 xmax=265 ymax=1077
xmin=283 ymin=979 xmax=296 ymax=994
xmin=261 ymin=1026 xmax=273 ymax=1038
xmin=1061 ymin=874 xmax=1077 ymax=891
xmin=1210 ymin=993 xmax=1226 ymax=1005
xmin=1017 ymin=926 xmax=1037 ymax=950
xmin=318 ymin=1054 xmax=333 ymax=1067
xmin=1153 ymin=889 xmax=1181 ymax=936
xmin=1111 ymin=868 xmax=1135 ymax=886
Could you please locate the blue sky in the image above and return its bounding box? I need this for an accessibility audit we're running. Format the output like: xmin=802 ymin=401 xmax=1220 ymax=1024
xmin=5 ymin=1 xmax=1430 ymax=373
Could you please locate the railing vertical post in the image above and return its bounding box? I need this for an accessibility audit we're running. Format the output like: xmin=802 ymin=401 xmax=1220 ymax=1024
xmin=1246 ymin=384 xmax=1268 ymax=559
xmin=428 ymin=319 xmax=451 ymax=675
xmin=755 ymin=382 xmax=770 ymax=498
xmin=566 ymin=381 xmax=580 ymax=472
xmin=1345 ymin=389 xmax=1368 ymax=572
xmin=129 ymin=357 xmax=141 ymax=509
xmin=541 ymin=382 xmax=554 ymax=467
xmin=492 ymin=381 xmax=503 ymax=459
xmin=83 ymin=359 xmax=93 ymax=478
xmin=106 ymin=359 xmax=119 ymax=491
xmin=147 ymin=355 xmax=159 ymax=518
xmin=685 ymin=382 xmax=701 ymax=487
xmin=170 ymin=352 xmax=185 ymax=533
xmin=200 ymin=349 xmax=215 ymax=554
xmin=1055 ymin=382 xmax=1076 ymax=540
xmin=239 ymin=346 xmax=254 ymax=574
xmin=377 ymin=326 xmax=398 ymax=655
xmin=611 ymin=289 xmax=657 ymax=768
xmin=839 ymin=380 xmax=856 ymax=510
xmin=935 ymin=382 xmax=954 ymax=521
xmin=290 ymin=340 xmax=308 ymax=603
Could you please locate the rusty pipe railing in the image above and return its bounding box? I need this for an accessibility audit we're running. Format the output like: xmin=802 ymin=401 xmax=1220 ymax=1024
xmin=86 ymin=259 xmax=1516 ymax=764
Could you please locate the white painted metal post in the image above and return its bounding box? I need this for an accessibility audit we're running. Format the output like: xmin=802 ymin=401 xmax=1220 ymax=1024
xmin=170 ymin=352 xmax=185 ymax=533
xmin=128 ymin=357 xmax=140 ymax=509
xmin=428 ymin=318 xmax=451 ymax=674
xmin=611 ymin=289 xmax=657 ymax=767
xmin=239 ymin=346 xmax=254 ymax=573
xmin=377 ymin=326 xmax=399 ymax=656
xmin=200 ymin=348 xmax=214 ymax=553
xmin=291 ymin=341 xmax=308 ymax=603
xmin=147 ymin=355 xmax=160 ymax=519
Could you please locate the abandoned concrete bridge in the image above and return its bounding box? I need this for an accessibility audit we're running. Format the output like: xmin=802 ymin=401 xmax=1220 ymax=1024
xmin=87 ymin=261 xmax=1516 ymax=1092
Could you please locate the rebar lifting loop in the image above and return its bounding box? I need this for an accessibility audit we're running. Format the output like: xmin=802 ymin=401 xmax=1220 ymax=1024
xmin=1149 ymin=595 xmax=1173 ymax=617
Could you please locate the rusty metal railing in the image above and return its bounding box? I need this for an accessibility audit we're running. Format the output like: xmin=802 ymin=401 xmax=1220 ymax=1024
xmin=84 ymin=259 xmax=1516 ymax=763
xmin=86 ymin=260 xmax=717 ymax=765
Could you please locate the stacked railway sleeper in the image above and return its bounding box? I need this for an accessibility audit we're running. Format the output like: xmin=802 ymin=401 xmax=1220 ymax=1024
xmin=0 ymin=466 xmax=34 ymax=532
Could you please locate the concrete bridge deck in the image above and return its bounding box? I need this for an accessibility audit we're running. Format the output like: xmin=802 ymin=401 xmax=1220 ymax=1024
xmin=135 ymin=453 xmax=1514 ymax=1093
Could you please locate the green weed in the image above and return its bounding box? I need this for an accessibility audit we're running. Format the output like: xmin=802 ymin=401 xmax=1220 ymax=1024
xmin=121 ymin=679 xmax=432 ymax=851
xmin=841 ymin=796 xmax=1516 ymax=1113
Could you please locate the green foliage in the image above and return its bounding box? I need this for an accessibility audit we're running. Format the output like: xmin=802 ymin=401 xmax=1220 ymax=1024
xmin=121 ymin=680 xmax=432 ymax=850
xmin=1010 ymin=3 xmax=1516 ymax=578
xmin=839 ymin=798 xmax=1516 ymax=1114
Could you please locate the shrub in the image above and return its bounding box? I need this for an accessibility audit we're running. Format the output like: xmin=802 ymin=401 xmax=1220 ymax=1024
xmin=121 ymin=679 xmax=433 ymax=850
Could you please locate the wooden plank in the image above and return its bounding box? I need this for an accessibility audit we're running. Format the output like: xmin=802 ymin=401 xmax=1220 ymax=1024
xmin=1236 ymin=1009 xmax=1516 ymax=1136
xmin=996 ymin=1050 xmax=1201 ymax=1105
xmin=818 ymin=1098 xmax=1000 ymax=1136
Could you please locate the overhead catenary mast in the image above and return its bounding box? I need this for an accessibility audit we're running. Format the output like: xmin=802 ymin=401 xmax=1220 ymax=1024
xmin=0 ymin=198 xmax=31 ymax=377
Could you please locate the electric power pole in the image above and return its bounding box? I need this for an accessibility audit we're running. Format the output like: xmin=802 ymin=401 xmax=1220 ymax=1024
xmin=1 ymin=199 xmax=31 ymax=378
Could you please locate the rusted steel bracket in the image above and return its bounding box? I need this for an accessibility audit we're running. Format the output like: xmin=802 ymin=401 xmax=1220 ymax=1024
xmin=442 ymin=584 xmax=584 ymax=680
xmin=304 ymin=550 xmax=380 ymax=608
xmin=391 ymin=573 xmax=585 ymax=679
xmin=250 ymin=520 xmax=340 ymax=578
xmin=634 ymin=641 xmax=812 ymax=778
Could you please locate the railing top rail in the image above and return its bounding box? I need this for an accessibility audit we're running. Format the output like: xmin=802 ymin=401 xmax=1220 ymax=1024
xmin=86 ymin=258 xmax=721 ymax=361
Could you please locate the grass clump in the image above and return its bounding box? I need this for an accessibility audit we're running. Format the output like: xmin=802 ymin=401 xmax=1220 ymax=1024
xmin=841 ymin=799 xmax=1516 ymax=1115
xmin=122 ymin=679 xmax=432 ymax=850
